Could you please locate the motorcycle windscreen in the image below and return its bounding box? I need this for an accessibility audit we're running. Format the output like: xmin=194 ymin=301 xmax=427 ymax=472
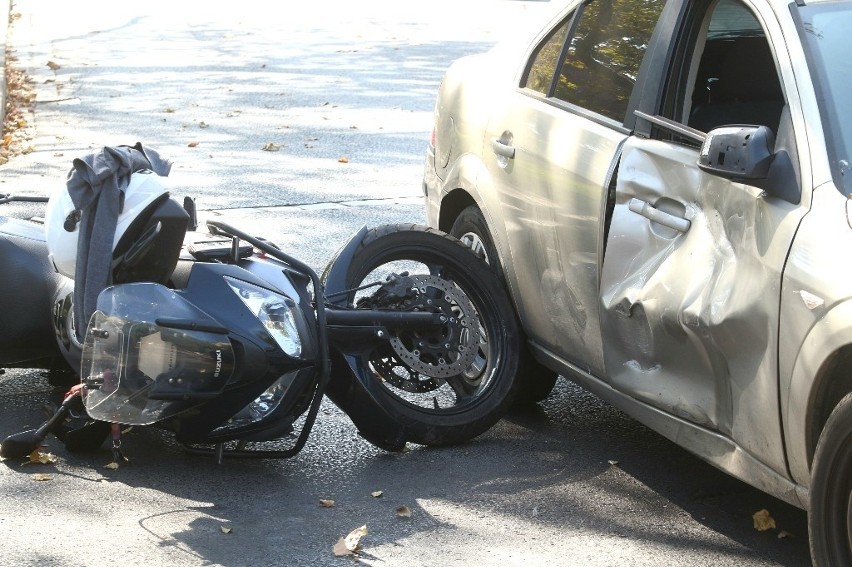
xmin=81 ymin=283 xmax=234 ymax=425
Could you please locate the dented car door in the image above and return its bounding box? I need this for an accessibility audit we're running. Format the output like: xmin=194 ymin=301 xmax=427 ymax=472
xmin=598 ymin=0 xmax=808 ymax=473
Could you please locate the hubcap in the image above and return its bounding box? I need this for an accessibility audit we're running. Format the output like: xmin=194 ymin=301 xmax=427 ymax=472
xmin=459 ymin=231 xmax=489 ymax=264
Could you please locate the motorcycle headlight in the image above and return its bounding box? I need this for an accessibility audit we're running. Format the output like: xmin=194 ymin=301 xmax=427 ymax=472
xmin=224 ymin=276 xmax=304 ymax=357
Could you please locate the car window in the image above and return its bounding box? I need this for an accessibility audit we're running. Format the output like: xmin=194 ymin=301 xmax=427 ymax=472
xmin=680 ymin=0 xmax=784 ymax=135
xmin=525 ymin=18 xmax=572 ymax=96
xmin=798 ymin=1 xmax=852 ymax=195
xmin=522 ymin=0 xmax=666 ymax=122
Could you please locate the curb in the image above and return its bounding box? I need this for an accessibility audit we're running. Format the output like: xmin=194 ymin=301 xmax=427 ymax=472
xmin=0 ymin=0 xmax=7 ymax=134
xmin=0 ymin=0 xmax=9 ymax=131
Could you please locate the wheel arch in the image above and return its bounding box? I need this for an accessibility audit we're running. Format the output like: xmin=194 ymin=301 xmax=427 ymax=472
xmin=806 ymin=348 xmax=852 ymax=467
xmin=787 ymin=299 xmax=852 ymax=487
xmin=437 ymin=188 xmax=478 ymax=234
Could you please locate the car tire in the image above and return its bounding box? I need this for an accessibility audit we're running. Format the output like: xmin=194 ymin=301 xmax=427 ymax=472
xmin=809 ymin=392 xmax=852 ymax=567
xmin=450 ymin=206 xmax=558 ymax=405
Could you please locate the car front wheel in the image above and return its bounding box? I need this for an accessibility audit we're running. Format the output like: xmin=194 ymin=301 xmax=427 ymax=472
xmin=809 ymin=392 xmax=852 ymax=566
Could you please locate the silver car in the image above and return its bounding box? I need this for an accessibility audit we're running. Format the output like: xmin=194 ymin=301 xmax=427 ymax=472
xmin=423 ymin=0 xmax=852 ymax=564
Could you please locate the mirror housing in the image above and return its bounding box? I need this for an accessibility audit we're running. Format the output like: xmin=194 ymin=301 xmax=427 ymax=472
xmin=698 ymin=125 xmax=774 ymax=179
xmin=697 ymin=124 xmax=800 ymax=204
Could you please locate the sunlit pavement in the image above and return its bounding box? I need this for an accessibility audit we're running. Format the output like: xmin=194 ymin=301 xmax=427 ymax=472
xmin=0 ymin=2 xmax=812 ymax=566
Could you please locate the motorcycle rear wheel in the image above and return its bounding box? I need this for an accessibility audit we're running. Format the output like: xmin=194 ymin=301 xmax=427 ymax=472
xmin=343 ymin=224 xmax=521 ymax=446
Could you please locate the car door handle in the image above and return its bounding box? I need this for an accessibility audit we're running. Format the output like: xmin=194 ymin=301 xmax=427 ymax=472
xmin=490 ymin=138 xmax=515 ymax=159
xmin=628 ymin=198 xmax=691 ymax=233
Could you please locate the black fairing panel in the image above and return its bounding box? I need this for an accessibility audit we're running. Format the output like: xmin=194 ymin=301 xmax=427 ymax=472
xmin=323 ymin=351 xmax=408 ymax=451
xmin=321 ymin=227 xmax=409 ymax=452
xmin=0 ymin=218 xmax=65 ymax=366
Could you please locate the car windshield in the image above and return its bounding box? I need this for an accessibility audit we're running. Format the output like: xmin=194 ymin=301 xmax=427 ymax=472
xmin=798 ymin=1 xmax=852 ymax=195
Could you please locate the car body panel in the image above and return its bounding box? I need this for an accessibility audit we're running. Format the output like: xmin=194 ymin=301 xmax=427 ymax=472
xmin=781 ymin=184 xmax=852 ymax=487
xmin=529 ymin=337 xmax=804 ymax=507
xmin=483 ymin=91 xmax=626 ymax=375
xmin=424 ymin=0 xmax=852 ymax=512
xmin=601 ymin=133 xmax=804 ymax=474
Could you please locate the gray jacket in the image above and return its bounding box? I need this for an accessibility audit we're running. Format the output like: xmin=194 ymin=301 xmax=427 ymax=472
xmin=65 ymin=143 xmax=172 ymax=338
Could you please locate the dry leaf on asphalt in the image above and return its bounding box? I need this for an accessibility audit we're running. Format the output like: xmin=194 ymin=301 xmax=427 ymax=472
xmin=752 ymin=508 xmax=776 ymax=531
xmin=607 ymin=460 xmax=619 ymax=466
xmin=332 ymin=525 xmax=368 ymax=556
xmin=319 ymin=499 xmax=335 ymax=508
xmin=32 ymin=474 xmax=52 ymax=481
xmin=338 ymin=156 xmax=350 ymax=163
xmin=220 ymin=526 xmax=232 ymax=534
xmin=371 ymin=490 xmax=383 ymax=498
xmin=262 ymin=142 xmax=280 ymax=152
xmin=198 ymin=121 xmax=209 ymax=129
xmin=778 ymin=530 xmax=794 ymax=539
xmin=396 ymin=506 xmax=411 ymax=518
xmin=187 ymin=141 xmax=199 ymax=148
xmin=163 ymin=108 xmax=175 ymax=113
xmin=46 ymin=61 xmax=61 ymax=71
xmin=103 ymin=462 xmax=120 ymax=470
xmin=25 ymin=449 xmax=57 ymax=465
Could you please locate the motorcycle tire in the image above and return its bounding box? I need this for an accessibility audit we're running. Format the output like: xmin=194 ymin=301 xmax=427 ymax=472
xmin=343 ymin=224 xmax=522 ymax=446
xmin=450 ymin=206 xmax=558 ymax=404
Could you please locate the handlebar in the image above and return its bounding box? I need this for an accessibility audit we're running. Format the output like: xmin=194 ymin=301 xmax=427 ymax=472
xmin=0 ymin=194 xmax=49 ymax=205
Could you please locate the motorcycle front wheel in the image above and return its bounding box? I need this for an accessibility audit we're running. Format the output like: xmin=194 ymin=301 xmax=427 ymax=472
xmin=342 ymin=224 xmax=521 ymax=446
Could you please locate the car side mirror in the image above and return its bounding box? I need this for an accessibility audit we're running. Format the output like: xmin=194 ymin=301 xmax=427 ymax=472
xmin=697 ymin=125 xmax=800 ymax=204
xmin=698 ymin=125 xmax=774 ymax=179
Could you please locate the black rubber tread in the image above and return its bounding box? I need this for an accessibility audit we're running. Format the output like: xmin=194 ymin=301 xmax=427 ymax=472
xmin=450 ymin=206 xmax=559 ymax=405
xmin=345 ymin=224 xmax=522 ymax=445
xmin=809 ymin=392 xmax=852 ymax=567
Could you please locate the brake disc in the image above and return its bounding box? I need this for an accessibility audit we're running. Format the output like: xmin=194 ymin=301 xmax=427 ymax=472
xmin=384 ymin=274 xmax=479 ymax=379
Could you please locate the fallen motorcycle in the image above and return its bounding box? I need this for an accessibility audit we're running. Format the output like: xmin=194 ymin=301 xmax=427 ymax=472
xmin=0 ymin=159 xmax=522 ymax=461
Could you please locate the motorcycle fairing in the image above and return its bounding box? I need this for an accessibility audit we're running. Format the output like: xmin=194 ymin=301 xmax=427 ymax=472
xmin=0 ymin=217 xmax=70 ymax=368
xmin=321 ymin=227 xmax=410 ymax=452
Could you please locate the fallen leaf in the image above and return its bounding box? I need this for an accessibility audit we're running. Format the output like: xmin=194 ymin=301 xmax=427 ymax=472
xmin=332 ymin=538 xmax=350 ymax=556
xmin=338 ymin=156 xmax=350 ymax=163
xmin=332 ymin=524 xmax=368 ymax=556
xmin=187 ymin=141 xmax=199 ymax=148
xmin=198 ymin=121 xmax=209 ymax=129
xmin=35 ymin=452 xmax=57 ymax=465
xmin=371 ymin=490 xmax=383 ymax=498
xmin=46 ymin=61 xmax=61 ymax=71
xmin=607 ymin=460 xmax=619 ymax=466
xmin=163 ymin=107 xmax=175 ymax=113
xmin=220 ymin=526 xmax=232 ymax=534
xmin=262 ymin=142 xmax=280 ymax=151
xmin=752 ymin=509 xmax=776 ymax=531
xmin=104 ymin=462 xmax=120 ymax=470
xmin=32 ymin=474 xmax=52 ymax=481
xmin=319 ymin=499 xmax=335 ymax=508
xmin=778 ymin=530 xmax=794 ymax=539
xmin=23 ymin=449 xmax=57 ymax=466
xmin=396 ymin=506 xmax=411 ymax=518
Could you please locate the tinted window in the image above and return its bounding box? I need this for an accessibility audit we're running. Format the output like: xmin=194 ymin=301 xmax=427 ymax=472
xmin=555 ymin=0 xmax=664 ymax=121
xmin=798 ymin=2 xmax=852 ymax=195
xmin=685 ymin=0 xmax=784 ymax=135
xmin=525 ymin=18 xmax=571 ymax=95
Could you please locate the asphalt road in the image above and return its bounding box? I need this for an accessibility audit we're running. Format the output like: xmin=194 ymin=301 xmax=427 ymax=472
xmin=0 ymin=2 xmax=812 ymax=566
